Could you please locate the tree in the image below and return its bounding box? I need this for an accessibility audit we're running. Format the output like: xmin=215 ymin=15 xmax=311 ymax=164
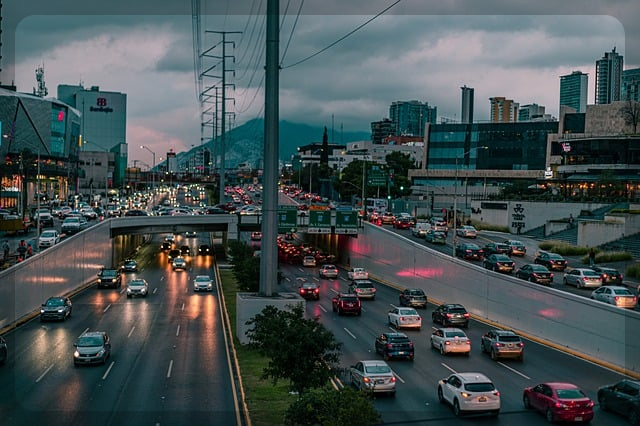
xmin=619 ymin=100 xmax=640 ymax=134
xmin=228 ymin=240 xmax=260 ymax=292
xmin=245 ymin=304 xmax=343 ymax=396
xmin=284 ymin=386 xmax=381 ymax=426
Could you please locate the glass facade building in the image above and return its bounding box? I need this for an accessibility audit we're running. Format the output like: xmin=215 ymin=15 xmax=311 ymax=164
xmin=560 ymin=71 xmax=588 ymax=113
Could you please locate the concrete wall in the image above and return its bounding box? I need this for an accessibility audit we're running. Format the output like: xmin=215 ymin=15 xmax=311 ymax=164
xmin=339 ymin=223 xmax=640 ymax=374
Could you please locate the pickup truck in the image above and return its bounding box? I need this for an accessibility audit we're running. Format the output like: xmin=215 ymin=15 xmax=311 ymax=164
xmin=0 ymin=215 xmax=31 ymax=235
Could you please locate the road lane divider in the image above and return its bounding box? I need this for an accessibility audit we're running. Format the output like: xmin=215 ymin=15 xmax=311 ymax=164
xmin=343 ymin=327 xmax=357 ymax=339
xmin=166 ymin=360 xmax=173 ymax=378
xmin=127 ymin=326 xmax=135 ymax=338
xmin=35 ymin=364 xmax=54 ymax=383
xmin=103 ymin=304 xmax=111 ymax=313
xmin=102 ymin=361 xmax=114 ymax=380
xmin=498 ymin=361 xmax=531 ymax=379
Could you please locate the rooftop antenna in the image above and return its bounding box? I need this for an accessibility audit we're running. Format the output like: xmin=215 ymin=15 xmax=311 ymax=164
xmin=33 ymin=63 xmax=48 ymax=97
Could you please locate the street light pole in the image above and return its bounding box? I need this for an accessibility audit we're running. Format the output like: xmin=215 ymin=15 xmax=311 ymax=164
xmin=140 ymin=145 xmax=156 ymax=194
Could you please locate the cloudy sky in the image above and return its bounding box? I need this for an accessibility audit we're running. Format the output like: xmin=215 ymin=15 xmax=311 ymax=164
xmin=2 ymin=0 xmax=639 ymax=165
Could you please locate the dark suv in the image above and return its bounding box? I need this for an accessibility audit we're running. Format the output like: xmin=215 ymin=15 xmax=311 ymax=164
xmin=432 ymin=303 xmax=470 ymax=328
xmin=40 ymin=296 xmax=73 ymax=321
xmin=398 ymin=288 xmax=427 ymax=309
xmin=480 ymin=329 xmax=524 ymax=361
xmin=375 ymin=332 xmax=414 ymax=361
xmin=97 ymin=268 xmax=122 ymax=289
xmin=332 ymin=293 xmax=361 ymax=316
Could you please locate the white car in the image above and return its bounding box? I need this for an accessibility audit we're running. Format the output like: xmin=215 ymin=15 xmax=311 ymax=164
xmin=302 ymin=256 xmax=317 ymax=267
xmin=430 ymin=327 xmax=471 ymax=355
xmin=411 ymin=222 xmax=431 ymax=237
xmin=193 ymin=275 xmax=213 ymax=292
xmin=319 ymin=264 xmax=339 ymax=279
xmin=349 ymin=360 xmax=396 ymax=396
xmin=164 ymin=234 xmax=175 ymax=243
xmin=126 ymin=278 xmax=149 ymax=298
xmin=563 ymin=268 xmax=602 ymax=289
xmin=348 ymin=267 xmax=369 ymax=280
xmin=456 ymin=225 xmax=477 ymax=238
xmin=590 ymin=286 xmax=637 ymax=309
xmin=38 ymin=230 xmax=60 ymax=248
xmin=437 ymin=372 xmax=501 ymax=417
xmin=388 ymin=307 xmax=422 ymax=330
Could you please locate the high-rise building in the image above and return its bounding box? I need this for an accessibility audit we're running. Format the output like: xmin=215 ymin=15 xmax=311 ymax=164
xmin=389 ymin=100 xmax=437 ymax=137
xmin=595 ymin=47 xmax=623 ymax=104
xmin=622 ymin=67 xmax=640 ymax=102
xmin=519 ymin=104 xmax=546 ymax=122
xmin=370 ymin=118 xmax=395 ymax=144
xmin=560 ymin=71 xmax=588 ymax=113
xmin=489 ymin=97 xmax=519 ymax=123
xmin=460 ymin=85 xmax=474 ymax=123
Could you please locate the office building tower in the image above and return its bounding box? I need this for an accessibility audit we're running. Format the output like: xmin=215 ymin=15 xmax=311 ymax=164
xmin=560 ymin=71 xmax=588 ymax=113
xmin=595 ymin=47 xmax=623 ymax=104
xmin=389 ymin=100 xmax=437 ymax=137
xmin=370 ymin=118 xmax=396 ymax=144
xmin=489 ymin=97 xmax=519 ymax=123
xmin=622 ymin=67 xmax=640 ymax=102
xmin=519 ymin=104 xmax=546 ymax=122
xmin=460 ymin=85 xmax=474 ymax=123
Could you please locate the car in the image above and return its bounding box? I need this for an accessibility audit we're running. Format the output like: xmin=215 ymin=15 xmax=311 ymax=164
xmin=375 ymin=332 xmax=414 ymax=361
xmin=430 ymin=327 xmax=471 ymax=355
xmin=319 ymin=264 xmax=339 ymax=279
xmin=590 ymin=286 xmax=637 ymax=308
xmin=456 ymin=225 xmax=477 ymax=238
xmin=430 ymin=217 xmax=448 ymax=233
xmin=120 ymin=259 xmax=138 ymax=272
xmin=298 ymin=282 xmax=320 ymax=300
xmin=250 ymin=231 xmax=262 ymax=241
xmin=392 ymin=217 xmax=412 ymax=229
xmin=164 ymin=234 xmax=175 ymax=243
xmin=198 ymin=244 xmax=211 ymax=255
xmin=388 ymin=307 xmax=422 ymax=330
xmin=425 ymin=230 xmax=447 ymax=244
xmin=591 ymin=265 xmax=624 ymax=285
xmin=126 ymin=278 xmax=149 ymax=298
xmin=40 ymin=296 xmax=72 ymax=321
xmin=172 ymin=257 xmax=187 ymax=271
xmin=180 ymin=245 xmax=191 ymax=256
xmin=73 ymin=331 xmax=111 ymax=366
xmin=302 ymin=255 xmax=316 ymax=267
xmin=193 ymin=275 xmax=213 ymax=292
xmin=38 ymin=229 xmax=60 ymax=248
xmin=437 ymin=372 xmax=500 ymax=417
xmin=483 ymin=242 xmax=512 ymax=256
xmin=61 ymin=216 xmax=82 ymax=234
xmin=349 ymin=360 xmax=396 ymax=396
xmin=455 ymin=243 xmax=484 ymax=260
xmin=432 ymin=303 xmax=470 ymax=328
xmin=97 ymin=268 xmax=122 ymax=289
xmin=411 ymin=222 xmax=431 ymax=237
xmin=515 ymin=264 xmax=554 ymax=285
xmin=168 ymin=249 xmax=181 ymax=263
xmin=184 ymin=231 xmax=197 ymax=238
xmin=503 ymin=239 xmax=526 ymax=256
xmin=0 ymin=336 xmax=6 ymax=365
xmin=381 ymin=212 xmax=396 ymax=224
xmin=597 ymin=380 xmax=640 ymax=425
xmin=564 ymin=268 xmax=603 ymax=289
xmin=349 ymin=279 xmax=376 ymax=300
xmin=124 ymin=209 xmax=149 ymax=217
xmin=348 ymin=267 xmax=369 ymax=280
xmin=534 ymin=251 xmax=569 ymax=271
xmin=482 ymin=254 xmax=515 ymax=274
xmin=160 ymin=241 xmax=172 ymax=251
xmin=523 ymin=382 xmax=595 ymax=423
xmin=398 ymin=288 xmax=427 ymax=309
xmin=480 ymin=329 xmax=524 ymax=361
xmin=332 ymin=293 xmax=361 ymax=316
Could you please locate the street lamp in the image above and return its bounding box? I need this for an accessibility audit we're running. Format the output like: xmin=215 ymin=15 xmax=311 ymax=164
xmin=140 ymin=145 xmax=156 ymax=194
xmin=452 ymin=146 xmax=488 ymax=257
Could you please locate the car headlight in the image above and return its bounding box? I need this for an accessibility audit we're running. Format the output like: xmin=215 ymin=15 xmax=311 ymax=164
xmin=74 ymin=350 xmax=80 ymax=358
xmin=58 ymin=309 xmax=65 ymax=313
xmin=127 ymin=288 xmax=132 ymax=294
xmin=111 ymin=278 xmax=116 ymax=283
xmin=97 ymin=349 xmax=105 ymax=357
xmin=40 ymin=309 xmax=45 ymax=313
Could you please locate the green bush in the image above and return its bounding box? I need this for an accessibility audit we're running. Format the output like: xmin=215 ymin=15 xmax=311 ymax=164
xmin=626 ymin=263 xmax=640 ymax=280
xmin=538 ymin=240 xmax=590 ymax=255
xmin=580 ymin=251 xmax=634 ymax=264
xmin=471 ymin=221 xmax=510 ymax=233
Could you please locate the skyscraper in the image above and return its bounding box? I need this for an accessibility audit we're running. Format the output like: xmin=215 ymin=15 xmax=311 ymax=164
xmin=460 ymin=85 xmax=474 ymax=123
xmin=622 ymin=67 xmax=640 ymax=102
xmin=595 ymin=47 xmax=623 ymax=104
xmin=560 ymin=71 xmax=588 ymax=113
xmin=389 ymin=100 xmax=437 ymax=137
xmin=489 ymin=97 xmax=519 ymax=123
xmin=518 ymin=104 xmax=546 ymax=122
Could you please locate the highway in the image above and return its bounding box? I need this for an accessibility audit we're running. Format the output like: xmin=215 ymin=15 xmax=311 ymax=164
xmin=0 ymin=230 xmax=240 ymax=426
xmin=279 ymin=261 xmax=630 ymax=425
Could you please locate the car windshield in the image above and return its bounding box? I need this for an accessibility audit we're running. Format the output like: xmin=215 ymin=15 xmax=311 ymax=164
xmin=355 ymin=282 xmax=374 ymax=288
xmin=196 ymin=276 xmax=210 ymax=282
xmin=556 ymin=389 xmax=587 ymax=399
xmin=45 ymin=298 xmax=63 ymax=307
xmin=549 ymin=254 xmax=564 ymax=260
xmin=77 ymin=336 xmax=104 ymax=347
xmin=531 ymin=265 xmax=548 ymax=272
xmin=445 ymin=331 xmax=467 ymax=338
xmin=41 ymin=231 xmax=56 ymax=237
xmin=130 ymin=280 xmax=145 ymax=287
xmin=388 ymin=336 xmax=410 ymax=344
xmin=583 ymin=270 xmax=601 ymax=277
xmin=465 ymin=382 xmax=496 ymax=392
xmin=365 ymin=365 xmax=391 ymax=374
xmin=101 ymin=270 xmax=117 ymax=278
xmin=409 ymin=290 xmax=425 ymax=296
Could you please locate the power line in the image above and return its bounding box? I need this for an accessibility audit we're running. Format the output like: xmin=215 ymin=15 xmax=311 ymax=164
xmin=280 ymin=0 xmax=304 ymax=65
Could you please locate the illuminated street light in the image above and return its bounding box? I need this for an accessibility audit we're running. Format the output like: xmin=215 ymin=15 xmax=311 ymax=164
xmin=140 ymin=145 xmax=156 ymax=193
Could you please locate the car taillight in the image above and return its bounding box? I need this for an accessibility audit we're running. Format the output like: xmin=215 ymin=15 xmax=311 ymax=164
xmin=386 ymin=344 xmax=393 ymax=349
xmin=408 ymin=341 xmax=414 ymax=347
xmin=446 ymin=313 xmax=453 ymax=317
xmin=518 ymin=342 xmax=524 ymax=347
xmin=314 ymin=289 xmax=319 ymax=293
xmin=463 ymin=313 xmax=470 ymax=318
xmin=495 ymin=342 xmax=502 ymax=347
xmin=493 ymin=391 xmax=500 ymax=397
xmin=390 ymin=376 xmax=396 ymax=383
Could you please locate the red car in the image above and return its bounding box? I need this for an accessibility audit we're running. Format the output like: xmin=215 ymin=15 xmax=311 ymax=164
xmin=523 ymin=382 xmax=594 ymax=423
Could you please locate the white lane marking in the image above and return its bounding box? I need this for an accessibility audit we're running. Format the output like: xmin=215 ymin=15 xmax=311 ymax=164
xmin=153 ymin=287 xmax=158 ymax=294
xmin=127 ymin=326 xmax=136 ymax=338
xmin=103 ymin=304 xmax=111 ymax=313
xmin=181 ymin=303 xmax=185 ymax=311
xmin=79 ymin=327 xmax=89 ymax=337
xmin=390 ymin=368 xmax=405 ymax=384
xmin=441 ymin=363 xmax=457 ymax=374
xmin=102 ymin=361 xmax=115 ymax=380
xmin=318 ymin=304 xmax=327 ymax=313
xmin=498 ymin=361 xmax=531 ymax=379
xmin=167 ymin=360 xmax=174 ymax=378
xmin=285 ymin=277 xmax=291 ymax=282
xmin=35 ymin=364 xmax=54 ymax=382
xmin=343 ymin=328 xmax=357 ymax=339
xmin=176 ymin=325 xmax=181 ymax=336
xmin=312 ymin=277 xmax=319 ymax=282
xmin=119 ymin=288 xmax=126 ymax=295
xmin=330 ymin=289 xmax=340 ymax=295
xmin=185 ymin=286 xmax=188 ymax=293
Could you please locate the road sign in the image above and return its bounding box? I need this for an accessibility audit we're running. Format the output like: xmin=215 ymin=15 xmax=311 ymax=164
xmin=278 ymin=206 xmax=298 ymax=233
xmin=308 ymin=210 xmax=331 ymax=234
xmin=335 ymin=210 xmax=358 ymax=235
xmin=367 ymin=167 xmax=387 ymax=186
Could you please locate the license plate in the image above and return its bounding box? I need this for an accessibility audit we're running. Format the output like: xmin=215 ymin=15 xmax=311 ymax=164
xmin=397 ymin=351 xmax=405 ymax=355
xmin=478 ymin=397 xmax=487 ymax=402
xmin=575 ymin=417 xmax=582 ymax=421
xmin=376 ymin=379 xmax=385 ymax=384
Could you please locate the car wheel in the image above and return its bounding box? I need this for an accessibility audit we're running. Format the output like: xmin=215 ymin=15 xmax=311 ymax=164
xmin=453 ymin=399 xmax=462 ymax=416
xmin=523 ymin=395 xmax=531 ymax=409
xmin=437 ymin=386 xmax=445 ymax=403
xmin=598 ymin=395 xmax=608 ymax=411
xmin=545 ymin=408 xmax=554 ymax=423
xmin=337 ymin=308 xmax=343 ymax=316
xmin=384 ymin=353 xmax=389 ymax=361
xmin=563 ymin=278 xmax=568 ymax=286
xmin=440 ymin=345 xmax=446 ymax=355
xmin=491 ymin=349 xmax=497 ymax=361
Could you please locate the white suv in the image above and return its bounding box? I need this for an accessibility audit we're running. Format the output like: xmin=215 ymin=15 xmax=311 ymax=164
xmin=437 ymin=372 xmax=500 ymax=417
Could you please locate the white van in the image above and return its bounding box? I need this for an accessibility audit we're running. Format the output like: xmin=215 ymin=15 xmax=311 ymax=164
xmin=411 ymin=222 xmax=431 ymax=237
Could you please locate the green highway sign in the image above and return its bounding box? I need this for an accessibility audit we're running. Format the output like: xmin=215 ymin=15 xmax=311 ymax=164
xmin=335 ymin=210 xmax=358 ymax=234
xmin=308 ymin=210 xmax=331 ymax=234
xmin=278 ymin=206 xmax=298 ymax=232
xmin=367 ymin=167 xmax=387 ymax=186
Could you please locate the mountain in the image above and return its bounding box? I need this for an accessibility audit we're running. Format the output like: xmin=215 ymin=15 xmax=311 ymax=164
xmin=182 ymin=118 xmax=371 ymax=168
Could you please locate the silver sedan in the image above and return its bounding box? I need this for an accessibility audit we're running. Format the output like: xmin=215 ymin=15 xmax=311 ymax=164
xmin=590 ymin=286 xmax=637 ymax=309
xmin=563 ymin=268 xmax=602 ymax=289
